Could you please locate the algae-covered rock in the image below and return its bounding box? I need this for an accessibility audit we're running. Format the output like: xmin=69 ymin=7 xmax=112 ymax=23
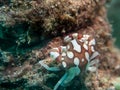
xmin=0 ymin=0 xmax=120 ymax=90
xmin=0 ymin=0 xmax=105 ymax=52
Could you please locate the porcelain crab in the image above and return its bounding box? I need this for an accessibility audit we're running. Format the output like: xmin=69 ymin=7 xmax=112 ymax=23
xmin=39 ymin=33 xmax=99 ymax=90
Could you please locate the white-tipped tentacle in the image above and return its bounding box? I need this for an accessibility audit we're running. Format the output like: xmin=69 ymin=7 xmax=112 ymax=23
xmin=90 ymin=51 xmax=99 ymax=60
xmin=86 ymin=59 xmax=99 ymax=72
xmin=88 ymin=59 xmax=99 ymax=66
xmin=39 ymin=60 xmax=60 ymax=71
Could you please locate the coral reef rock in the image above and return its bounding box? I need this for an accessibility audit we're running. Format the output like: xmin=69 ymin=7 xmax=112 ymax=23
xmin=0 ymin=0 xmax=120 ymax=90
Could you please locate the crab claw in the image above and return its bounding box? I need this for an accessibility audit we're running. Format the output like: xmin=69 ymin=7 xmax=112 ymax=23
xmin=54 ymin=66 xmax=80 ymax=90
xmin=39 ymin=59 xmax=60 ymax=71
xmin=62 ymin=66 xmax=80 ymax=86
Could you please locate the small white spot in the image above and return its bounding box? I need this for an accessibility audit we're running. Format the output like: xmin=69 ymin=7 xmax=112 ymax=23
xmin=67 ymin=51 xmax=74 ymax=59
xmin=67 ymin=45 xmax=70 ymax=49
xmin=85 ymin=41 xmax=88 ymax=44
xmin=79 ymin=39 xmax=84 ymax=42
xmin=79 ymin=38 xmax=86 ymax=42
xmin=83 ymin=35 xmax=90 ymax=39
xmin=50 ymin=52 xmax=59 ymax=60
xmin=61 ymin=57 xmax=64 ymax=61
xmin=64 ymin=36 xmax=72 ymax=42
xmin=79 ymin=35 xmax=89 ymax=43
xmin=74 ymin=57 xmax=80 ymax=66
xmin=62 ymin=61 xmax=67 ymax=68
xmin=62 ymin=52 xmax=66 ymax=56
xmin=53 ymin=48 xmax=59 ymax=52
xmin=83 ymin=43 xmax=88 ymax=50
xmin=85 ymin=52 xmax=90 ymax=62
xmin=72 ymin=33 xmax=78 ymax=38
xmin=61 ymin=46 xmax=67 ymax=52
xmin=89 ymin=39 xmax=96 ymax=46
xmin=91 ymin=46 xmax=95 ymax=52
xmin=90 ymin=52 xmax=99 ymax=60
xmin=82 ymin=58 xmax=84 ymax=62
xmin=71 ymin=39 xmax=81 ymax=52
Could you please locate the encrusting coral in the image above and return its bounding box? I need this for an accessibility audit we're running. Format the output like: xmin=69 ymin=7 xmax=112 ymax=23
xmin=0 ymin=0 xmax=120 ymax=90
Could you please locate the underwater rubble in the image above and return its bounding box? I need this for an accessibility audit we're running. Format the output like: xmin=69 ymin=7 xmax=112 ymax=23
xmin=0 ymin=0 xmax=120 ymax=90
